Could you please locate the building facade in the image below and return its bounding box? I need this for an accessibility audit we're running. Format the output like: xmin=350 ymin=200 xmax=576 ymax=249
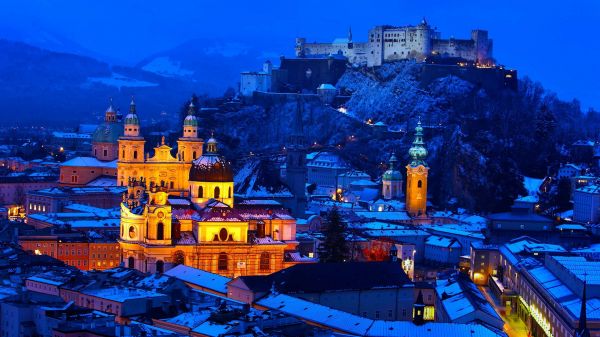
xmin=117 ymin=100 xmax=204 ymax=195
xmin=296 ymin=20 xmax=493 ymax=67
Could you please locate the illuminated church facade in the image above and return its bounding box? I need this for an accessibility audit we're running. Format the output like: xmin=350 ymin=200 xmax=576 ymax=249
xmin=118 ymin=102 xmax=300 ymax=277
xmin=117 ymin=100 xmax=204 ymax=195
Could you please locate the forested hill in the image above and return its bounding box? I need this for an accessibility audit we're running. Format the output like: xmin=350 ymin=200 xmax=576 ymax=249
xmin=216 ymin=62 xmax=599 ymax=212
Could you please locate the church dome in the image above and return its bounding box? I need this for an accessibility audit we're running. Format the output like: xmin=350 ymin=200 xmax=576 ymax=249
xmin=184 ymin=101 xmax=198 ymax=126
xmin=189 ymin=138 xmax=233 ymax=182
xmin=125 ymin=97 xmax=139 ymax=125
xmin=92 ymin=120 xmax=123 ymax=143
xmin=184 ymin=114 xmax=198 ymax=126
xmin=383 ymin=153 xmax=402 ymax=181
xmin=125 ymin=113 xmax=139 ymax=125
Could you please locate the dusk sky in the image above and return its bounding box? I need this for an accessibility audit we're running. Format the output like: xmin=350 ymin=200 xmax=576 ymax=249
xmin=1 ymin=0 xmax=598 ymax=109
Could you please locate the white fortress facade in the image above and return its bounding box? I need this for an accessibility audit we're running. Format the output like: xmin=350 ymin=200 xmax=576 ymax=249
xmin=295 ymin=20 xmax=493 ymax=67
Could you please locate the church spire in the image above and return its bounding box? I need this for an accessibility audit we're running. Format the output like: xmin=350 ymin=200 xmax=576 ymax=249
xmin=129 ymin=96 xmax=136 ymax=114
xmin=348 ymin=26 xmax=353 ymax=42
xmin=408 ymin=117 xmax=428 ymax=167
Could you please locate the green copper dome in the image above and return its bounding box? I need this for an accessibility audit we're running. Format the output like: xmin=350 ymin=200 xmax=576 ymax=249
xmin=92 ymin=121 xmax=123 ymax=143
xmin=408 ymin=119 xmax=428 ymax=167
xmin=184 ymin=101 xmax=198 ymax=126
xmin=383 ymin=153 xmax=402 ymax=181
xmin=124 ymin=97 xmax=139 ymax=125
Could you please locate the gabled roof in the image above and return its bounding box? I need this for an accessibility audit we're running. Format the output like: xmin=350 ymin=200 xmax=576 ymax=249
xmin=236 ymin=262 xmax=412 ymax=294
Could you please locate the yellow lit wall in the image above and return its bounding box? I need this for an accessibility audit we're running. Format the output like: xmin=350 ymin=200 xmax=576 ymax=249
xmin=189 ymin=181 xmax=234 ymax=207
xmin=405 ymin=165 xmax=428 ymax=216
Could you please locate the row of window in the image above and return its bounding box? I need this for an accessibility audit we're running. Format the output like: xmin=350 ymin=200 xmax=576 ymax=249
xmin=194 ymin=186 xmax=232 ymax=199
xmin=29 ymin=203 xmax=47 ymax=212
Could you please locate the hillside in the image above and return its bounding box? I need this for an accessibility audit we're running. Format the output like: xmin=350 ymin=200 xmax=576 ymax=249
xmin=220 ymin=62 xmax=599 ymax=212
xmin=0 ymin=40 xmax=203 ymax=124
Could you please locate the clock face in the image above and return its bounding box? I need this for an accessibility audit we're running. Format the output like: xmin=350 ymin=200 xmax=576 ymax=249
xmin=157 ymin=211 xmax=165 ymax=219
xmin=155 ymin=192 xmax=167 ymax=205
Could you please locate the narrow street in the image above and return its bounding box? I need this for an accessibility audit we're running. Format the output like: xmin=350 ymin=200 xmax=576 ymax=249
xmin=479 ymin=286 xmax=529 ymax=337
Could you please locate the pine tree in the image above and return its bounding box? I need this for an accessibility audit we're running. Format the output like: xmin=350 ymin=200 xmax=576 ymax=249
xmin=318 ymin=207 xmax=349 ymax=263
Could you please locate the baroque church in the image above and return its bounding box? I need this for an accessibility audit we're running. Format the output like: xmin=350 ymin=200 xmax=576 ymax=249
xmin=119 ymin=99 xmax=305 ymax=277
xmin=380 ymin=118 xmax=429 ymax=217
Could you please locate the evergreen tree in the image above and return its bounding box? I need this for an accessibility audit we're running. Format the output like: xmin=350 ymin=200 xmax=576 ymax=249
xmin=318 ymin=207 xmax=348 ymax=263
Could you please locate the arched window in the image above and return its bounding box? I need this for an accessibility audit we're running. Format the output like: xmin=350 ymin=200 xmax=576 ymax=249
xmin=128 ymin=256 xmax=135 ymax=269
xmin=214 ymin=186 xmax=220 ymax=199
xmin=169 ymin=181 xmax=174 ymax=189
xmin=181 ymin=151 xmax=185 ymax=160
xmin=218 ymin=253 xmax=228 ymax=271
xmin=228 ymin=187 xmax=231 ymax=198
xmin=260 ymin=252 xmax=270 ymax=271
xmin=156 ymin=260 xmax=164 ymax=273
xmin=157 ymin=222 xmax=164 ymax=240
xmin=133 ymin=150 xmax=138 ymax=159
xmin=417 ymin=180 xmax=422 ymax=188
xmin=197 ymin=186 xmax=203 ymax=198
xmin=192 ymin=151 xmax=197 ymax=159
xmin=122 ymin=150 xmax=125 ymax=158
xmin=219 ymin=228 xmax=228 ymax=241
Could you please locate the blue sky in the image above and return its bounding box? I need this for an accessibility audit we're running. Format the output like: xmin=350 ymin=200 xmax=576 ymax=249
xmin=1 ymin=0 xmax=598 ymax=109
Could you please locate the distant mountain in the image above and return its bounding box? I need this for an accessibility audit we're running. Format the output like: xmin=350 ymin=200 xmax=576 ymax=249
xmin=0 ymin=40 xmax=205 ymax=124
xmin=136 ymin=38 xmax=289 ymax=97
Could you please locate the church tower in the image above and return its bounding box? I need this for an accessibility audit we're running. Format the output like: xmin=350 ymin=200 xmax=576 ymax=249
xmin=91 ymin=99 xmax=122 ymax=161
xmin=382 ymin=152 xmax=402 ymax=200
xmin=285 ymin=95 xmax=307 ymax=218
xmin=118 ymin=97 xmax=146 ymax=185
xmin=177 ymin=101 xmax=204 ymax=163
xmin=405 ymin=118 xmax=428 ymax=217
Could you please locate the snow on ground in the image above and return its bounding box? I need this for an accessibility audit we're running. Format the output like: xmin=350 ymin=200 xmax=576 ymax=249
xmin=142 ymin=57 xmax=194 ymax=78
xmin=87 ymin=72 xmax=159 ymax=89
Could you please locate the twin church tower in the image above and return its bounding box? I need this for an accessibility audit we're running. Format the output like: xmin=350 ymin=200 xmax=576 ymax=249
xmin=382 ymin=119 xmax=429 ymax=217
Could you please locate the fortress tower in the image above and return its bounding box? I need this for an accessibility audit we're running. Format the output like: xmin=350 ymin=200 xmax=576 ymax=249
xmin=405 ymin=119 xmax=428 ymax=217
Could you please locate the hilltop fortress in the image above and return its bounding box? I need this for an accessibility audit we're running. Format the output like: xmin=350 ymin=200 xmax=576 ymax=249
xmin=295 ymin=19 xmax=493 ymax=67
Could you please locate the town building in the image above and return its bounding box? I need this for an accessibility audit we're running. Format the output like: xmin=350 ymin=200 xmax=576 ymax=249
xmin=26 ymin=186 xmax=125 ymax=215
xmin=227 ymin=262 xmax=416 ymax=321
xmin=296 ymin=20 xmax=493 ymax=67
xmin=435 ymin=274 xmax=503 ymax=330
xmin=574 ymin=184 xmax=600 ymax=223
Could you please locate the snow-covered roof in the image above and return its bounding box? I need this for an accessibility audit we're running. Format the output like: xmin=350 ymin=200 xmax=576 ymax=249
xmin=317 ymin=83 xmax=336 ymax=90
xmin=426 ymin=235 xmax=461 ymax=248
xmin=162 ymin=310 xmax=211 ymax=329
xmin=355 ymin=211 xmax=411 ymax=221
xmin=257 ymin=293 xmax=373 ymax=335
xmin=61 ymin=157 xmax=117 ymax=168
xmin=191 ymin=321 xmax=236 ymax=337
xmin=164 ymin=265 xmax=230 ymax=294
xmin=258 ymin=293 xmax=505 ymax=337
xmin=83 ymin=287 xmax=167 ymax=303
